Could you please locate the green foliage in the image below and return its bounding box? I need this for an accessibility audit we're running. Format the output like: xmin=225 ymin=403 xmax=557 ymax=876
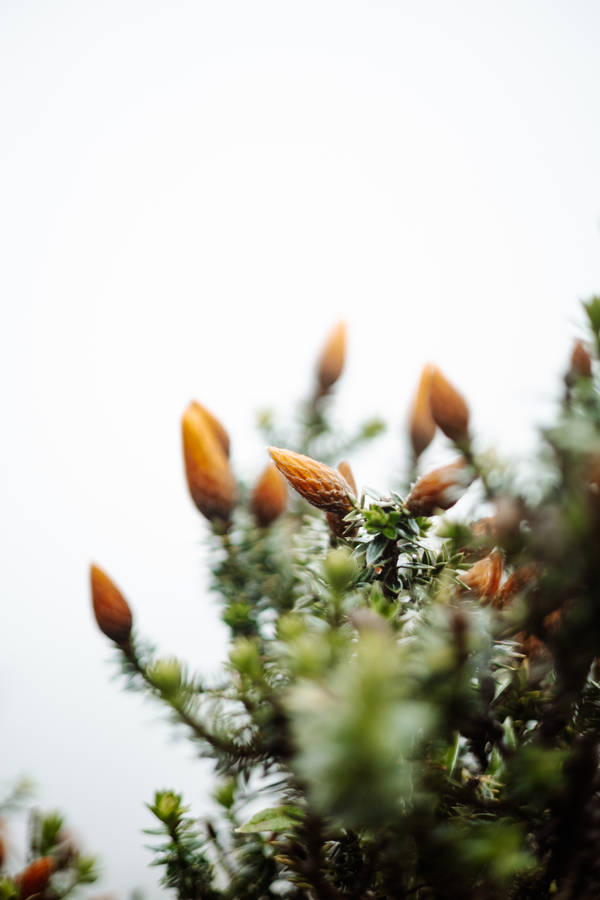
xmin=96 ymin=305 xmax=600 ymax=897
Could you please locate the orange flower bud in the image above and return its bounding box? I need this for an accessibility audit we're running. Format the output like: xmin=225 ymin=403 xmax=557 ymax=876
xmin=182 ymin=401 xmax=236 ymax=523
xmin=326 ymin=461 xmax=358 ymax=537
xmin=409 ymin=365 xmax=436 ymax=458
xmin=458 ymin=550 xmax=503 ymax=600
xmin=496 ymin=562 xmax=540 ymax=609
xmin=316 ymin=321 xmax=346 ymax=394
xmin=336 ymin=460 xmax=357 ymax=496
xmin=429 ymin=367 xmax=469 ymax=442
xmin=268 ymin=447 xmax=354 ymax=516
xmin=90 ymin=564 xmax=133 ymax=645
xmin=251 ymin=463 xmax=288 ymax=527
xmin=16 ymin=856 xmax=55 ymax=899
xmin=406 ymin=458 xmax=473 ymax=517
xmin=568 ymin=339 xmax=592 ymax=380
xmin=190 ymin=402 xmax=231 ymax=457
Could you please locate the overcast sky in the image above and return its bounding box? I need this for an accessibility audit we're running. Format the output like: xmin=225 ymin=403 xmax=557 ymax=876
xmin=2 ymin=1 xmax=600 ymax=895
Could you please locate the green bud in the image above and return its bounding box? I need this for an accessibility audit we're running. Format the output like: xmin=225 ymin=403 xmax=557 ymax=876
xmin=277 ymin=614 xmax=306 ymax=642
xmin=0 ymin=879 xmax=19 ymax=900
xmin=324 ymin=547 xmax=359 ymax=593
xmin=229 ymin=638 xmax=262 ymax=680
xmin=148 ymin=657 xmax=183 ymax=696
xmin=150 ymin=790 xmax=184 ymax=827
xmin=214 ymin=778 xmax=236 ymax=809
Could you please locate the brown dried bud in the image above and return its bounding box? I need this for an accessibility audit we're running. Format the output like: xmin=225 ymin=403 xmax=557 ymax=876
xmin=568 ymin=339 xmax=592 ymax=380
xmin=496 ymin=562 xmax=540 ymax=609
xmin=316 ymin=321 xmax=346 ymax=394
xmin=406 ymin=458 xmax=473 ymax=517
xmin=90 ymin=564 xmax=133 ymax=645
xmin=182 ymin=401 xmax=236 ymax=523
xmin=16 ymin=856 xmax=55 ymax=899
xmin=251 ymin=463 xmax=288 ymax=527
xmin=190 ymin=402 xmax=231 ymax=457
xmin=409 ymin=365 xmax=436 ymax=457
xmin=429 ymin=366 xmax=470 ymax=442
xmin=268 ymin=447 xmax=354 ymax=516
xmin=516 ymin=607 xmax=562 ymax=660
xmin=458 ymin=550 xmax=503 ymax=601
xmin=326 ymin=461 xmax=358 ymax=537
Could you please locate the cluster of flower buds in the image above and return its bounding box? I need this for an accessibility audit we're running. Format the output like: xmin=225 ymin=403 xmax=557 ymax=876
xmin=315 ymin=321 xmax=347 ymax=397
xmin=90 ymin=564 xmax=133 ymax=645
xmin=182 ymin=401 xmax=237 ymax=524
xmin=406 ymin=458 xmax=474 ymax=517
xmin=409 ymin=364 xmax=470 ymax=457
xmin=268 ymin=447 xmax=356 ymax=520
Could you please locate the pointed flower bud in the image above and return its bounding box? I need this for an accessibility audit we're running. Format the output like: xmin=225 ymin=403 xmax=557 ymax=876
xmin=182 ymin=401 xmax=236 ymax=523
xmin=190 ymin=401 xmax=231 ymax=457
xmin=406 ymin=458 xmax=473 ymax=517
xmin=326 ymin=461 xmax=358 ymax=537
xmin=568 ymin=339 xmax=592 ymax=380
xmin=458 ymin=550 xmax=503 ymax=600
xmin=429 ymin=367 xmax=470 ymax=442
xmin=336 ymin=460 xmax=357 ymax=496
xmin=90 ymin=564 xmax=133 ymax=645
xmin=251 ymin=463 xmax=288 ymax=527
xmin=496 ymin=562 xmax=540 ymax=609
xmin=409 ymin=364 xmax=436 ymax=457
xmin=268 ymin=447 xmax=354 ymax=516
xmin=16 ymin=856 xmax=55 ymax=899
xmin=316 ymin=321 xmax=346 ymax=394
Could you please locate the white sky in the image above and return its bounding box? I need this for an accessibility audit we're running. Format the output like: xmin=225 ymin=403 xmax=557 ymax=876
xmin=2 ymin=1 xmax=600 ymax=895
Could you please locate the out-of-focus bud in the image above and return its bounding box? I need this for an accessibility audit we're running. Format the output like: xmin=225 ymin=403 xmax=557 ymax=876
xmin=406 ymin=458 xmax=473 ymax=517
xmin=251 ymin=463 xmax=287 ymax=527
xmin=409 ymin=365 xmax=436 ymax=458
xmin=182 ymin=401 xmax=236 ymax=523
xmin=316 ymin=321 xmax=346 ymax=394
xmin=324 ymin=547 xmax=359 ymax=592
xmin=190 ymin=401 xmax=231 ymax=457
xmin=90 ymin=564 xmax=133 ymax=645
xmin=229 ymin=638 xmax=262 ymax=680
xmin=214 ymin=778 xmax=236 ymax=810
xmin=148 ymin=657 xmax=183 ymax=696
xmin=0 ymin=832 xmax=5 ymax=869
xmin=496 ymin=562 xmax=540 ymax=609
xmin=268 ymin=447 xmax=354 ymax=516
xmin=326 ymin=461 xmax=358 ymax=537
xmin=16 ymin=856 xmax=55 ymax=899
xmin=568 ymin=339 xmax=592 ymax=381
xmin=151 ymin=791 xmax=183 ymax=827
xmin=516 ymin=608 xmax=562 ymax=660
xmin=458 ymin=550 xmax=503 ymax=601
xmin=429 ymin=366 xmax=470 ymax=442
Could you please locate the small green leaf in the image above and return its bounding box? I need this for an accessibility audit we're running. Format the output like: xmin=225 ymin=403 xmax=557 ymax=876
xmin=235 ymin=805 xmax=304 ymax=834
xmin=366 ymin=535 xmax=388 ymax=566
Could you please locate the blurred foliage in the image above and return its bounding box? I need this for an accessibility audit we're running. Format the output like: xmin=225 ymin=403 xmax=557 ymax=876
xmin=0 ymin=791 xmax=98 ymax=899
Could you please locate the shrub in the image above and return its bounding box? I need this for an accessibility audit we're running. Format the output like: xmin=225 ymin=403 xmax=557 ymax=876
xmin=86 ymin=303 xmax=600 ymax=898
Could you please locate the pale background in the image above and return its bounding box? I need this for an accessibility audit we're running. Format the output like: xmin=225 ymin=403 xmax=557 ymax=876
xmin=2 ymin=0 xmax=600 ymax=895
